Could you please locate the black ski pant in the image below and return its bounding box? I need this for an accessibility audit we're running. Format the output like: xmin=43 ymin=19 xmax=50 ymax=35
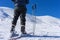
xmin=11 ymin=6 xmax=27 ymax=33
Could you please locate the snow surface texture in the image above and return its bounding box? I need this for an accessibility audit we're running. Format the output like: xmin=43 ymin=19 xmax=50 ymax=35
xmin=0 ymin=7 xmax=60 ymax=40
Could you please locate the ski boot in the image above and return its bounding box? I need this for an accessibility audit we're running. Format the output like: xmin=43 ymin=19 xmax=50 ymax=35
xmin=21 ymin=31 xmax=33 ymax=37
xmin=10 ymin=31 xmax=19 ymax=38
xmin=10 ymin=26 xmax=19 ymax=38
xmin=21 ymin=26 xmax=27 ymax=37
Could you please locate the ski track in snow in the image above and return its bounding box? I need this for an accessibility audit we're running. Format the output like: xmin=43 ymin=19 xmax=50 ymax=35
xmin=0 ymin=7 xmax=60 ymax=40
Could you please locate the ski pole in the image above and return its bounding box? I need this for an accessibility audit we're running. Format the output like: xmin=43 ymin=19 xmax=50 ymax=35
xmin=32 ymin=3 xmax=37 ymax=35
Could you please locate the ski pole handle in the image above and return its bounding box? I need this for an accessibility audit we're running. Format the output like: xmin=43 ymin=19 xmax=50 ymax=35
xmin=32 ymin=4 xmax=36 ymax=10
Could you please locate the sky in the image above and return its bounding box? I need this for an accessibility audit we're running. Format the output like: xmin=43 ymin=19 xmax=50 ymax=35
xmin=0 ymin=0 xmax=60 ymax=18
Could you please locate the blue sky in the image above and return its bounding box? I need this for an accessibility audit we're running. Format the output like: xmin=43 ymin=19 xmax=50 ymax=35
xmin=0 ymin=0 xmax=60 ymax=18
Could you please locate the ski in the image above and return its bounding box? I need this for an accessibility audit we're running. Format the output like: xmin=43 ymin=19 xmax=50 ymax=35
xmin=9 ymin=36 xmax=22 ymax=40
xmin=9 ymin=32 xmax=33 ymax=40
xmin=9 ymin=35 xmax=60 ymax=40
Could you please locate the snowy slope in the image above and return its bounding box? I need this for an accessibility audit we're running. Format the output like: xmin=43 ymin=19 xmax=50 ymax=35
xmin=0 ymin=7 xmax=60 ymax=40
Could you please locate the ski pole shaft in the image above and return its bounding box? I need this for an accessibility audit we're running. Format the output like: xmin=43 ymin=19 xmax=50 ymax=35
xmin=32 ymin=3 xmax=37 ymax=35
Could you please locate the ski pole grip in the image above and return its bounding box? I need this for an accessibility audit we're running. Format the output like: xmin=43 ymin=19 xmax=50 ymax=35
xmin=32 ymin=4 xmax=36 ymax=10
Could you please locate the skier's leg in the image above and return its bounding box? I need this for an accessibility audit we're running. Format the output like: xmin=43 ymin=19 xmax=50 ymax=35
xmin=11 ymin=8 xmax=20 ymax=32
xmin=20 ymin=8 xmax=27 ymax=34
xmin=20 ymin=13 xmax=26 ymax=34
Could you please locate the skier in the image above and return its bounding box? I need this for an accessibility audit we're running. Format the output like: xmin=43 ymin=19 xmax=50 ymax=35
xmin=11 ymin=0 xmax=29 ymax=37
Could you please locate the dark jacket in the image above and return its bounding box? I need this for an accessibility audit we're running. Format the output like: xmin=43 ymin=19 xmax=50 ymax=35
xmin=12 ymin=0 xmax=29 ymax=7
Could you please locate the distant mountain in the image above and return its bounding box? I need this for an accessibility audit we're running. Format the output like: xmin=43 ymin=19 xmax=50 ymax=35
xmin=0 ymin=7 xmax=14 ymax=20
xmin=0 ymin=7 xmax=60 ymax=40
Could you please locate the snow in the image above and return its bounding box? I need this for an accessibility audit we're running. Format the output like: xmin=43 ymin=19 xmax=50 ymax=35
xmin=0 ymin=7 xmax=60 ymax=40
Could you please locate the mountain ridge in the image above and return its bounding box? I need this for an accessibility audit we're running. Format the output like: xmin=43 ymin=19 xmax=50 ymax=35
xmin=0 ymin=7 xmax=60 ymax=40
